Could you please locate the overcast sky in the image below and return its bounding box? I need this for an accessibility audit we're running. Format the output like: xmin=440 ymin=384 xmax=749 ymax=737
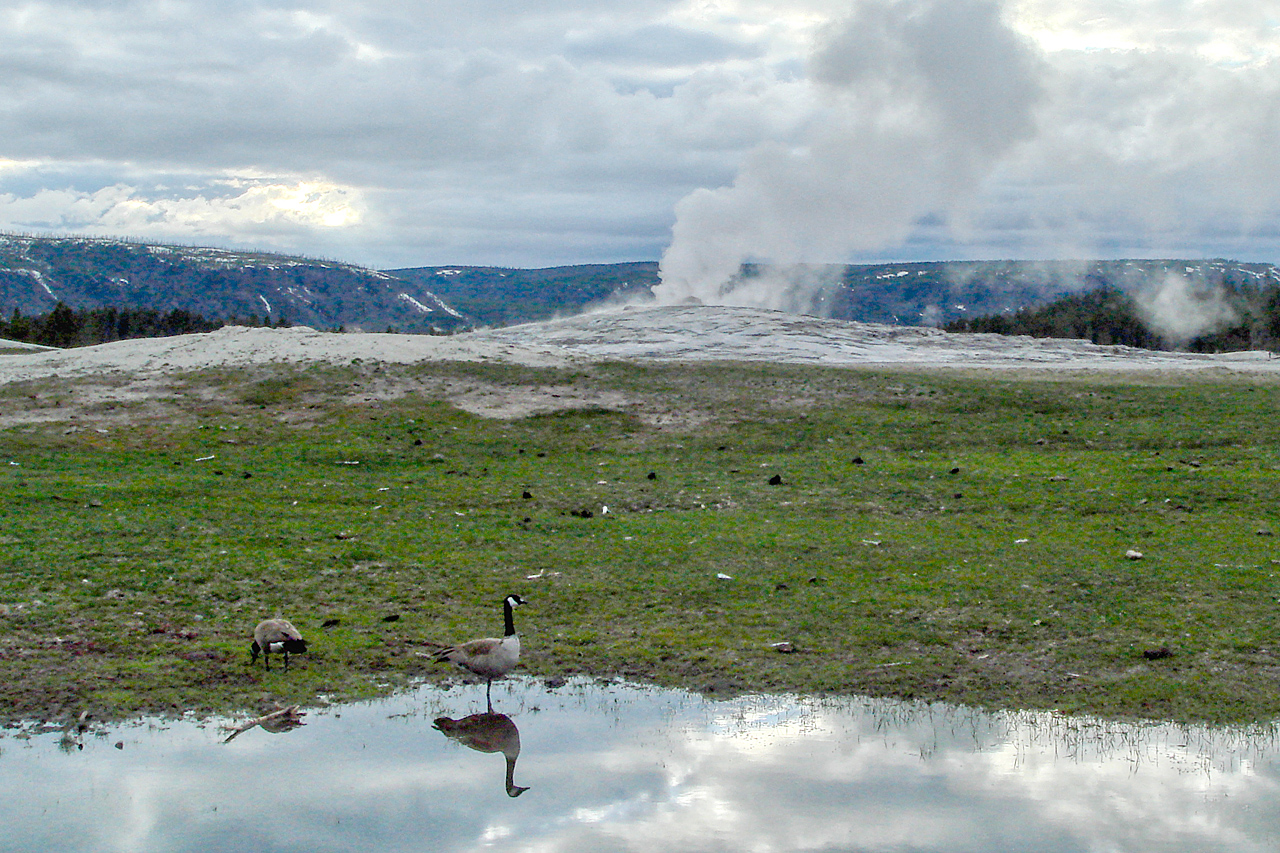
xmin=2 ymin=0 xmax=1278 ymax=279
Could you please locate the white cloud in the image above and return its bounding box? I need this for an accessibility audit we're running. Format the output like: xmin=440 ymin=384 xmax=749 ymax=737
xmin=1008 ymin=0 xmax=1280 ymax=64
xmin=0 ymin=170 xmax=364 ymax=251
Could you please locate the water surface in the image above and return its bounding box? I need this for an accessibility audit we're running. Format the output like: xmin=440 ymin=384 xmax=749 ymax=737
xmin=3 ymin=678 xmax=1277 ymax=852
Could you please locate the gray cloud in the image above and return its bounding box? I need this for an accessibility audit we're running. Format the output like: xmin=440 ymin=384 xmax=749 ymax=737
xmin=566 ymin=24 xmax=764 ymax=68
xmin=0 ymin=1 xmax=1277 ymax=270
xmin=963 ymin=43 xmax=1280 ymax=260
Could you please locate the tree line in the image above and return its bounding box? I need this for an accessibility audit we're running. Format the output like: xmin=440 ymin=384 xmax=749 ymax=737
xmin=0 ymin=303 xmax=290 ymax=348
xmin=944 ymin=284 xmax=1280 ymax=353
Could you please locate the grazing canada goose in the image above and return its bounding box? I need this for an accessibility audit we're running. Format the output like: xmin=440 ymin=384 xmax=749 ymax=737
xmin=432 ymin=594 xmax=526 ymax=703
xmin=433 ymin=711 xmax=529 ymax=797
xmin=250 ymin=618 xmax=308 ymax=672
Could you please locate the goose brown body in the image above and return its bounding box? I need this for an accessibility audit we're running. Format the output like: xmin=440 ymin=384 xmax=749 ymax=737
xmin=250 ymin=618 xmax=308 ymax=672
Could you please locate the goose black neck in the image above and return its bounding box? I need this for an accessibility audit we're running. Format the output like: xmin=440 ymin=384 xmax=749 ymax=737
xmin=503 ymin=599 xmax=517 ymax=637
xmin=505 ymin=754 xmax=521 ymax=794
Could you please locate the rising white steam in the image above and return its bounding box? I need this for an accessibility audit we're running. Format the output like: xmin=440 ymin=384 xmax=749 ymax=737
xmin=654 ymin=0 xmax=1045 ymax=312
xmin=1132 ymin=272 xmax=1239 ymax=347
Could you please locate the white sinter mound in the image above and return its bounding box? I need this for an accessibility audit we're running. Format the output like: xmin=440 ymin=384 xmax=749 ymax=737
xmin=1 ymin=304 xmax=1277 ymax=384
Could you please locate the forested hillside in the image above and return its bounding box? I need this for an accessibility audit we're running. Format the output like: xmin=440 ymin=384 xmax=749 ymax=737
xmin=0 ymin=235 xmax=468 ymax=334
xmin=945 ymin=277 xmax=1280 ymax=352
xmin=388 ymin=263 xmax=659 ymax=326
xmin=3 ymin=234 xmax=1276 ymax=350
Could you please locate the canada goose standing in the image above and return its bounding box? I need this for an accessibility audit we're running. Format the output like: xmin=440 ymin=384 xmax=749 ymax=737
xmin=250 ymin=618 xmax=308 ymax=672
xmin=432 ymin=594 xmax=526 ymax=704
xmin=433 ymin=711 xmax=530 ymax=797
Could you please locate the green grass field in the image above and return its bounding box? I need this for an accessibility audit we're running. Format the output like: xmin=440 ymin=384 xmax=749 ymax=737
xmin=3 ymin=359 xmax=1279 ymax=725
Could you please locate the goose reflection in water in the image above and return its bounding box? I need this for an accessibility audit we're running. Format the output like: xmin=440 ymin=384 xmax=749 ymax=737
xmin=222 ymin=705 xmax=307 ymax=743
xmin=433 ymin=712 xmax=530 ymax=798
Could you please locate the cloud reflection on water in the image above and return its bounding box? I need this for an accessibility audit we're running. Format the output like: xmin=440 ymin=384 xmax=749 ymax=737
xmin=1 ymin=678 xmax=1278 ymax=852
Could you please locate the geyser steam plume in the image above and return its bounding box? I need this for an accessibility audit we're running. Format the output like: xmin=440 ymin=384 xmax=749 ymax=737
xmin=1134 ymin=272 xmax=1240 ymax=348
xmin=654 ymin=0 xmax=1045 ymax=312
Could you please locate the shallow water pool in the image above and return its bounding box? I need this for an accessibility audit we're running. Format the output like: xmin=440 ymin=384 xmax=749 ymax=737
xmin=3 ymin=677 xmax=1277 ymax=852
